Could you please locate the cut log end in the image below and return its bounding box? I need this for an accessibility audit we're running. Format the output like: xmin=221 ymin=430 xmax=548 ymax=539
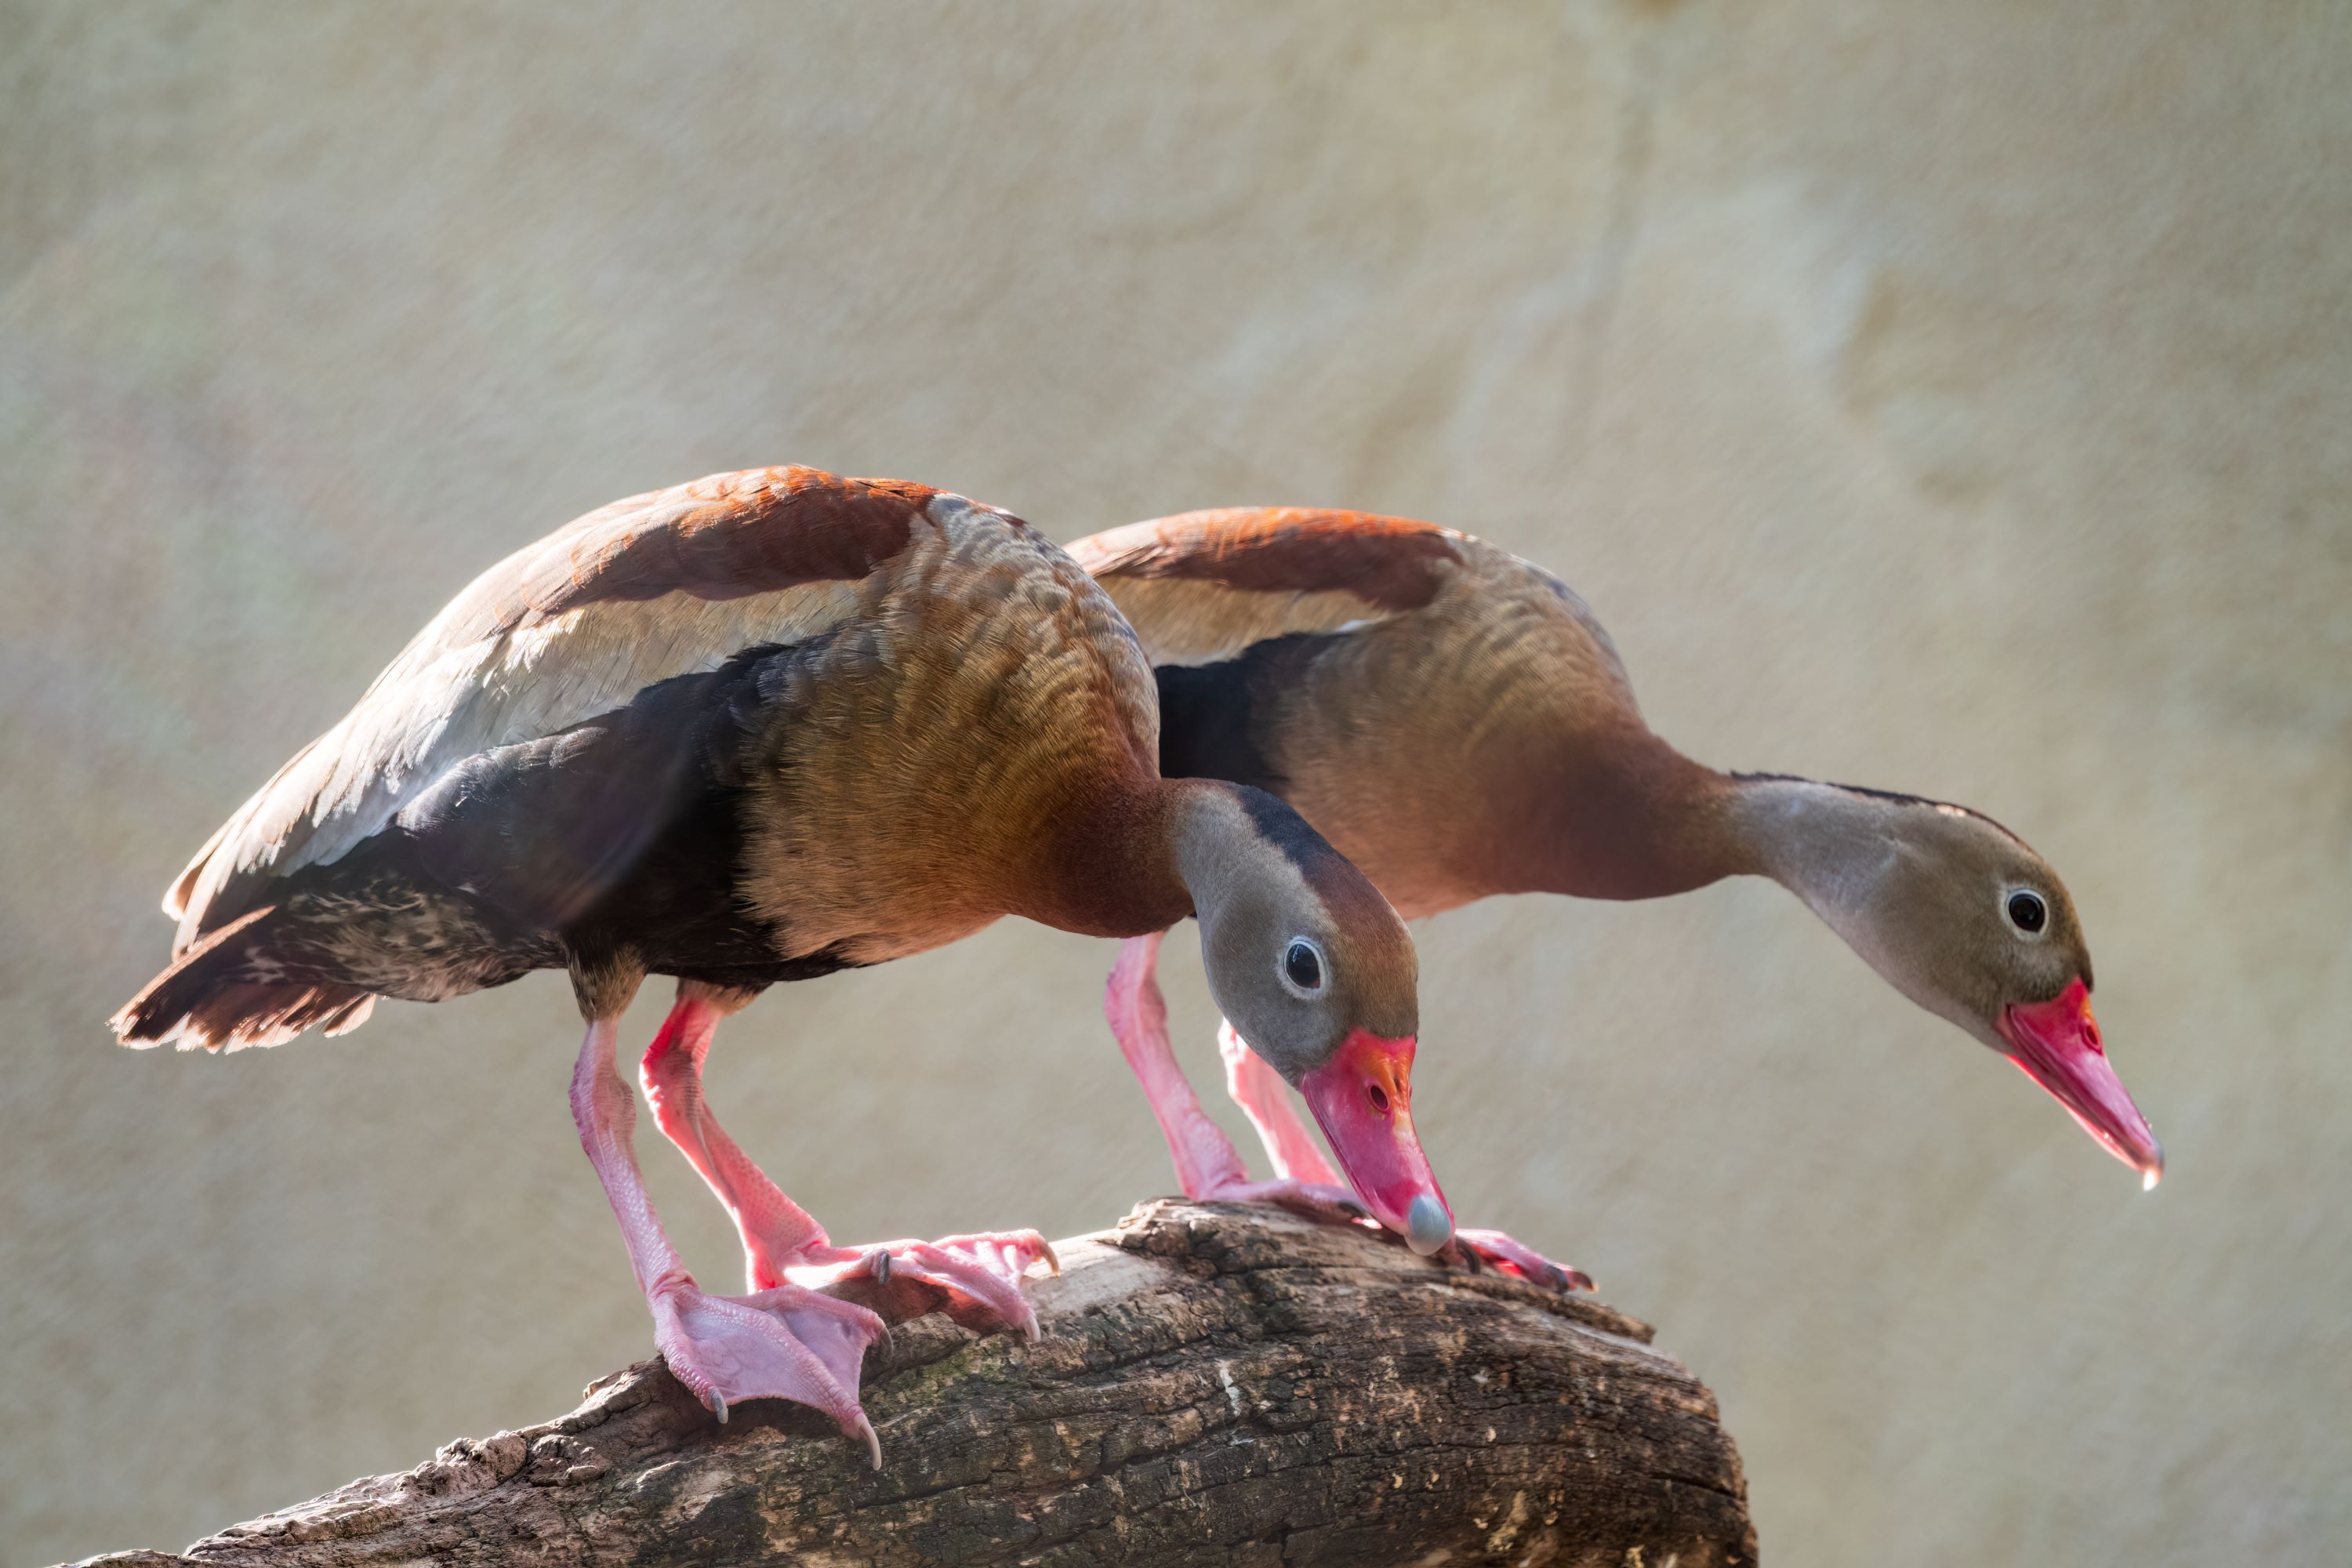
xmin=67 ymin=1200 xmax=1756 ymax=1567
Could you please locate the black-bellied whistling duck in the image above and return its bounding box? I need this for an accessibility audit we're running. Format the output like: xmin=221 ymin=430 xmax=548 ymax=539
xmin=1069 ymin=507 xmax=2163 ymax=1288
xmin=112 ymin=468 xmax=1450 ymax=1463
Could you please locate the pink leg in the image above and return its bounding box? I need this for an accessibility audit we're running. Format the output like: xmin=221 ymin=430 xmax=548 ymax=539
xmin=572 ymin=1015 xmax=886 ymax=1460
xmin=1218 ymin=1019 xmax=1341 ymax=1185
xmin=639 ymin=991 xmax=1058 ymax=1341
xmin=1105 ymin=934 xmax=1368 ymax=1226
xmin=1216 ymin=1013 xmax=1592 ymax=1292
xmin=637 ymin=993 xmax=833 ymax=1289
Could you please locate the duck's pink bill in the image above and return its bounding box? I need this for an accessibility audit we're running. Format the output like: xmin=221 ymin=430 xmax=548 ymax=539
xmin=1298 ymin=1029 xmax=1455 ymax=1254
xmin=1999 ymin=977 xmax=2164 ymax=1189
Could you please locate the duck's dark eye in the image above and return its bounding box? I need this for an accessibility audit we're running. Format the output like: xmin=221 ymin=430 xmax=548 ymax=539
xmin=2006 ymin=891 xmax=2048 ymax=934
xmin=1283 ymin=939 xmax=1324 ymax=993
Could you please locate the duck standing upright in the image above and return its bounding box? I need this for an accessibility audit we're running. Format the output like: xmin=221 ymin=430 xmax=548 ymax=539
xmin=1070 ymin=506 xmax=2163 ymax=1286
xmin=113 ymin=468 xmax=1450 ymax=1461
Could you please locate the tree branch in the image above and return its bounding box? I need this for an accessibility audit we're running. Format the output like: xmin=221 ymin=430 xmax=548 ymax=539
xmin=69 ymin=1201 xmax=1754 ymax=1567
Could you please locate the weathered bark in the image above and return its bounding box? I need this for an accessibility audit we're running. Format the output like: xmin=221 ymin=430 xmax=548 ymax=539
xmin=71 ymin=1201 xmax=1755 ymax=1567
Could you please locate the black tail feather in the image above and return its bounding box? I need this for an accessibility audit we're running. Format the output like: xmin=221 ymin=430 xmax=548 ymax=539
xmin=110 ymin=906 xmax=376 ymax=1052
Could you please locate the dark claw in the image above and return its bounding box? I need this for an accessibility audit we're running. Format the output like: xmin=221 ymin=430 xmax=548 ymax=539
xmin=706 ymin=1388 xmax=729 ymax=1425
xmin=869 ymin=1248 xmax=891 ymax=1286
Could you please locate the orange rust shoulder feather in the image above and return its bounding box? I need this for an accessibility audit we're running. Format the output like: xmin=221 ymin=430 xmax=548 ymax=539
xmin=1066 ymin=509 xmax=1468 ymax=667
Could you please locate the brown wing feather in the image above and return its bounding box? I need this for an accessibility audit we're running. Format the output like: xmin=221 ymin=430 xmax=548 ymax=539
xmin=168 ymin=467 xmax=975 ymax=953
xmin=1066 ymin=508 xmax=1466 ymax=666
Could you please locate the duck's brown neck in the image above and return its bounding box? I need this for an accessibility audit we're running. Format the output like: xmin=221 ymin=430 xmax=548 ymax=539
xmin=1518 ymin=725 xmax=1759 ymax=902
xmin=1014 ymin=774 xmax=1202 ymax=938
xmin=1527 ymin=751 xmax=1924 ymax=920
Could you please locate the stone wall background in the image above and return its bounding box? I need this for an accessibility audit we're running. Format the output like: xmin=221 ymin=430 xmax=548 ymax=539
xmin=5 ymin=4 xmax=2346 ymax=1563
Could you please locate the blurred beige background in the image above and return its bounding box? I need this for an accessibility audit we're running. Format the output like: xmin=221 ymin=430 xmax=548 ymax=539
xmin=5 ymin=3 xmax=2347 ymax=1563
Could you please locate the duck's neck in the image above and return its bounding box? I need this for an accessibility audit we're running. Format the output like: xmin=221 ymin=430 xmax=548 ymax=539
xmin=1522 ymin=727 xmax=1754 ymax=900
xmin=1718 ymin=772 xmax=1911 ymax=938
xmin=1524 ymin=739 xmax=1916 ymax=921
xmin=1015 ymin=775 xmax=1211 ymax=938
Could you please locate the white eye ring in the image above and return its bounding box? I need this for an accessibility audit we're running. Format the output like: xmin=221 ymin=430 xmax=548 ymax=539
xmin=2002 ymin=887 xmax=2051 ymax=939
xmin=1279 ymin=937 xmax=1328 ymax=999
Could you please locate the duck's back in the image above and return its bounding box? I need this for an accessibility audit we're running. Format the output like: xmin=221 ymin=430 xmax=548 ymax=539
xmin=1071 ymin=507 xmax=1697 ymax=916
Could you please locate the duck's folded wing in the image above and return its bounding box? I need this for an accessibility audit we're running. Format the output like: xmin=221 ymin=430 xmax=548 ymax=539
xmin=167 ymin=466 xmax=989 ymax=953
xmin=1065 ymin=508 xmax=1471 ymax=666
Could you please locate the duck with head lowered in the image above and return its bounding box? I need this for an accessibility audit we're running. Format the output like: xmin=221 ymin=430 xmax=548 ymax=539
xmin=1069 ymin=506 xmax=2161 ymax=1287
xmin=113 ymin=468 xmax=1451 ymax=1462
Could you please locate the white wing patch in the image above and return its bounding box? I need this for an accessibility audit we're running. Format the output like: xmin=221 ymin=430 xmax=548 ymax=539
xmin=1087 ymin=577 xmax=1408 ymax=667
